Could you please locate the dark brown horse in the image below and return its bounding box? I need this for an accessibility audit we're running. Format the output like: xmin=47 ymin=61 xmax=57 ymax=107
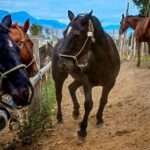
xmin=119 ymin=14 xmax=150 ymax=67
xmin=52 ymin=11 xmax=120 ymax=138
xmin=9 ymin=20 xmax=38 ymax=76
xmin=39 ymin=42 xmax=53 ymax=67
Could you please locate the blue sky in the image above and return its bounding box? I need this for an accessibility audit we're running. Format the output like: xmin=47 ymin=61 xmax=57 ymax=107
xmin=0 ymin=0 xmax=138 ymax=26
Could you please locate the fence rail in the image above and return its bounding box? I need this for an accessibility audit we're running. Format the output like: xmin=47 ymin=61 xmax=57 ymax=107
xmin=30 ymin=61 xmax=51 ymax=86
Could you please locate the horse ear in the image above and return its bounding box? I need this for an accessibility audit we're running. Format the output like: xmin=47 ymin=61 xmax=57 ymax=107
xmin=81 ymin=11 xmax=93 ymax=24
xmin=88 ymin=10 xmax=93 ymax=17
xmin=1 ymin=15 xmax=12 ymax=28
xmin=122 ymin=14 xmax=124 ymax=19
xmin=23 ymin=19 xmax=30 ymax=33
xmin=68 ymin=10 xmax=75 ymax=21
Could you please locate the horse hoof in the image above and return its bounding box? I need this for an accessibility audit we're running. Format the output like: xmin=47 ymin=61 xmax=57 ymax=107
xmin=136 ymin=64 xmax=140 ymax=67
xmin=57 ymin=115 xmax=63 ymax=123
xmin=4 ymin=141 xmax=16 ymax=150
xmin=96 ymin=123 xmax=103 ymax=128
xmin=57 ymin=118 xmax=63 ymax=124
xmin=22 ymin=136 xmax=32 ymax=145
xmin=77 ymin=130 xmax=87 ymax=138
xmin=96 ymin=119 xmax=104 ymax=127
xmin=72 ymin=111 xmax=80 ymax=120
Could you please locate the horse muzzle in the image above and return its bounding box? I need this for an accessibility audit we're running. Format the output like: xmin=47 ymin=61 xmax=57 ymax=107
xmin=59 ymin=54 xmax=75 ymax=70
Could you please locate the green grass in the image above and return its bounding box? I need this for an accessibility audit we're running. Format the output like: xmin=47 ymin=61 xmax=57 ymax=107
xmin=20 ymin=75 xmax=56 ymax=137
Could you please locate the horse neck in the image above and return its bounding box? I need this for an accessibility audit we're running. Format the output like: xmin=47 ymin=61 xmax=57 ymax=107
xmin=91 ymin=26 xmax=110 ymax=58
xmin=127 ymin=17 xmax=141 ymax=30
xmin=91 ymin=17 xmax=107 ymax=45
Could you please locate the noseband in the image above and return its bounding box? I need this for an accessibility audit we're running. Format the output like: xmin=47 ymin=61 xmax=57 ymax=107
xmin=59 ymin=20 xmax=95 ymax=68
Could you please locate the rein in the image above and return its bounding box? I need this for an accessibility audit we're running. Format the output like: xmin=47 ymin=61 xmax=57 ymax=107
xmin=59 ymin=20 xmax=95 ymax=68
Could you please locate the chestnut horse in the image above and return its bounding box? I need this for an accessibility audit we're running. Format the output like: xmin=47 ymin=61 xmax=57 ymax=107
xmin=9 ymin=18 xmax=38 ymax=76
xmin=119 ymin=14 xmax=150 ymax=67
xmin=52 ymin=11 xmax=120 ymax=138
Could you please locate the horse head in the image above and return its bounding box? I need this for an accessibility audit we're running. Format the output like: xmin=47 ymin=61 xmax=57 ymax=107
xmin=59 ymin=10 xmax=94 ymax=70
xmin=9 ymin=20 xmax=38 ymax=77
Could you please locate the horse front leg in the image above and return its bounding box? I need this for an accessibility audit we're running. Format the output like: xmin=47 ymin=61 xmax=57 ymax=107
xmin=96 ymin=82 xmax=114 ymax=126
xmin=148 ymin=43 xmax=150 ymax=55
xmin=136 ymin=42 xmax=141 ymax=67
xmin=68 ymin=80 xmax=82 ymax=119
xmin=53 ymin=70 xmax=68 ymax=123
xmin=78 ymin=77 xmax=93 ymax=138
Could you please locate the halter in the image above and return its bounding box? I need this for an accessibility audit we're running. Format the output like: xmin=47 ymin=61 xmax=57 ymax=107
xmin=0 ymin=64 xmax=26 ymax=89
xmin=0 ymin=64 xmax=34 ymax=109
xmin=59 ymin=20 xmax=95 ymax=68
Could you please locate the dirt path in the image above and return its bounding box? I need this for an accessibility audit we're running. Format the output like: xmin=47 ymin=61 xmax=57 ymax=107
xmin=1 ymin=61 xmax=150 ymax=150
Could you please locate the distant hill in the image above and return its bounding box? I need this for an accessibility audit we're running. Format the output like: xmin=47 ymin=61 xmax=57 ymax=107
xmin=105 ymin=25 xmax=120 ymax=31
xmin=0 ymin=10 xmax=120 ymax=32
xmin=0 ymin=10 xmax=66 ymax=29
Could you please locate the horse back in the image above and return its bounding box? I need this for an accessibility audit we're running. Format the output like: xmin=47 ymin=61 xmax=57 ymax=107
xmin=135 ymin=17 xmax=150 ymax=41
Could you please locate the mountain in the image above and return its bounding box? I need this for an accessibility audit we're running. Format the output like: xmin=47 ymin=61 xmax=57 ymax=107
xmin=104 ymin=24 xmax=119 ymax=31
xmin=0 ymin=10 xmax=119 ymax=31
xmin=0 ymin=10 xmax=66 ymax=29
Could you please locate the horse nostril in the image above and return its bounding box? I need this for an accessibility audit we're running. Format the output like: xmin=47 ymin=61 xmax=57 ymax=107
xmin=23 ymin=89 xmax=29 ymax=97
xmin=20 ymin=88 xmax=29 ymax=100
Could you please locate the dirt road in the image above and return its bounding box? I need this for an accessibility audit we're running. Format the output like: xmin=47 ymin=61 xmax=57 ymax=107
xmin=1 ymin=61 xmax=150 ymax=150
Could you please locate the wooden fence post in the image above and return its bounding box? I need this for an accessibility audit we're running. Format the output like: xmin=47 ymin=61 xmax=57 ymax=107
xmin=29 ymin=37 xmax=41 ymax=115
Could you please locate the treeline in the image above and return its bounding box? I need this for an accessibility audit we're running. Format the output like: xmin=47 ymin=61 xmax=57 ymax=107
xmin=133 ymin=0 xmax=150 ymax=16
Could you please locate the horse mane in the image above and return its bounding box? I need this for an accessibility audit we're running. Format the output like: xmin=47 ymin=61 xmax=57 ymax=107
xmin=90 ymin=16 xmax=106 ymax=43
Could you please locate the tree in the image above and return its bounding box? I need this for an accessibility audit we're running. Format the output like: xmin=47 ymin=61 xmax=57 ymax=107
xmin=30 ymin=24 xmax=42 ymax=36
xmin=132 ymin=0 xmax=150 ymax=16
